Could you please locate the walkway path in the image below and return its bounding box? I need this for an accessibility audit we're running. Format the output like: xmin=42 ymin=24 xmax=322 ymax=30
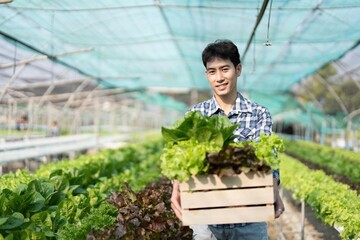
xmin=268 ymin=189 xmax=340 ymax=240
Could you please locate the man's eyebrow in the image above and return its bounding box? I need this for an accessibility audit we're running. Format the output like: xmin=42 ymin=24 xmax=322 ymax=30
xmin=220 ymin=65 xmax=231 ymax=68
xmin=206 ymin=64 xmax=231 ymax=70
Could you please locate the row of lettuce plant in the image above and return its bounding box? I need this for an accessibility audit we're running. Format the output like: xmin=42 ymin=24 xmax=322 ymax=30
xmin=0 ymin=137 xmax=163 ymax=191
xmin=283 ymin=138 xmax=360 ymax=184
xmin=58 ymin=145 xmax=164 ymax=240
xmin=280 ymin=154 xmax=360 ymax=240
xmin=0 ymin=138 xmax=164 ymax=239
xmin=0 ymin=151 xmax=120 ymax=192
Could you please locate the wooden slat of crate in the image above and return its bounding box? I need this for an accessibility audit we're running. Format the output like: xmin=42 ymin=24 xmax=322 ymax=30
xmin=181 ymin=187 xmax=274 ymax=209
xmin=182 ymin=205 xmax=274 ymax=226
xmin=179 ymin=171 xmax=273 ymax=191
xmin=179 ymin=171 xmax=274 ymax=225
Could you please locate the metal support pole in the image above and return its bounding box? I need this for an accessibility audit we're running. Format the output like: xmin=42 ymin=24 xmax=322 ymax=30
xmin=69 ymin=110 xmax=80 ymax=134
xmin=121 ymin=105 xmax=127 ymax=128
xmin=345 ymin=109 xmax=360 ymax=150
xmin=320 ymin=121 xmax=325 ymax=145
xmin=305 ymin=104 xmax=311 ymax=141
xmin=94 ymin=96 xmax=100 ymax=151
xmin=47 ymin=102 xmax=52 ymax=129
xmin=7 ymin=101 xmax=12 ymax=134
xmin=33 ymin=104 xmax=39 ymax=133
xmin=190 ymin=89 xmax=199 ymax=108
xmin=331 ymin=118 xmax=336 ymax=147
xmin=300 ymin=200 xmax=305 ymax=240
xmin=27 ymin=100 xmax=33 ymax=134
xmin=24 ymin=159 xmax=30 ymax=171
xmin=110 ymin=103 xmax=115 ymax=134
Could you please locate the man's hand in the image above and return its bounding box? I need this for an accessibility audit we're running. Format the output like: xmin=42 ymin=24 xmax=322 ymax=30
xmin=273 ymin=178 xmax=285 ymax=218
xmin=171 ymin=181 xmax=182 ymax=221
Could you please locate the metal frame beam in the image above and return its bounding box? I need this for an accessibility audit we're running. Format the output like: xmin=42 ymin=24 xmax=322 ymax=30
xmin=62 ymin=78 xmax=92 ymax=110
xmin=331 ymin=61 xmax=360 ymax=89
xmin=8 ymin=77 xmax=93 ymax=90
xmin=1 ymin=87 xmax=141 ymax=104
xmin=316 ymin=73 xmax=348 ymax=115
xmin=156 ymin=0 xmax=196 ymax=87
xmin=0 ymin=48 xmax=94 ymax=69
xmin=0 ymin=63 xmax=28 ymax=101
xmin=0 ymin=31 xmax=104 ymax=84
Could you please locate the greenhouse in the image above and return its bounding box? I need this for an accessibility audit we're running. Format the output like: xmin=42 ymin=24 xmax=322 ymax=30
xmin=0 ymin=0 xmax=359 ymax=239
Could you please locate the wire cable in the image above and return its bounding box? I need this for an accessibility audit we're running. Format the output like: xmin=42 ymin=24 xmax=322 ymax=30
xmin=264 ymin=0 xmax=273 ymax=46
xmin=241 ymin=0 xmax=269 ymax=63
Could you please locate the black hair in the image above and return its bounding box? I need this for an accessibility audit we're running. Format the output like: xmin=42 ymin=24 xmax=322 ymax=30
xmin=202 ymin=39 xmax=241 ymax=68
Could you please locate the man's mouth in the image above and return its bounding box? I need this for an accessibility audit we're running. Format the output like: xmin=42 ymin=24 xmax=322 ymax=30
xmin=216 ymin=83 xmax=228 ymax=89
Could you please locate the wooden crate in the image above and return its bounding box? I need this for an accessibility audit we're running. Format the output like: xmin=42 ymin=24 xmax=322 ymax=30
xmin=179 ymin=171 xmax=275 ymax=226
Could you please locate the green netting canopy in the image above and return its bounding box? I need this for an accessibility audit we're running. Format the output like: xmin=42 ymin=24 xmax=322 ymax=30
xmin=133 ymin=92 xmax=187 ymax=111
xmin=0 ymin=0 xmax=359 ymax=115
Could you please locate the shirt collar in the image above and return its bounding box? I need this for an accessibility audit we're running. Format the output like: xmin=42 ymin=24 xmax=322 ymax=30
xmin=209 ymin=92 xmax=253 ymax=115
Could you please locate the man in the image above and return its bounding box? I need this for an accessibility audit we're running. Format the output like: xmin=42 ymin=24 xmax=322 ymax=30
xmin=171 ymin=39 xmax=285 ymax=240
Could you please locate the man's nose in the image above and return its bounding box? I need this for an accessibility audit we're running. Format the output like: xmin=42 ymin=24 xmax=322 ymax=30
xmin=215 ymin=71 xmax=224 ymax=81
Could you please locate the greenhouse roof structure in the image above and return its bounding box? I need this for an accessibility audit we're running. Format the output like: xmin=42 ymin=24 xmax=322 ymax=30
xmin=0 ymin=0 xmax=359 ymax=115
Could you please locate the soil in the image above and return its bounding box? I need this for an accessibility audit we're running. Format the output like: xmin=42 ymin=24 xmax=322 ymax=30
xmin=268 ymin=189 xmax=341 ymax=240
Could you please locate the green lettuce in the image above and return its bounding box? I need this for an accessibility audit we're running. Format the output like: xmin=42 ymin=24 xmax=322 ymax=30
xmin=160 ymin=111 xmax=238 ymax=181
xmin=160 ymin=111 xmax=285 ymax=181
xmin=161 ymin=111 xmax=238 ymax=148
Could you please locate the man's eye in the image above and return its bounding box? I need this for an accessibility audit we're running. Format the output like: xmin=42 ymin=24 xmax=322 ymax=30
xmin=209 ymin=71 xmax=215 ymax=75
xmin=222 ymin=68 xmax=229 ymax=72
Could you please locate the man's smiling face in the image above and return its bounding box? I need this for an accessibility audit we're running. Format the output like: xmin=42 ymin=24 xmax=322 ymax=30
xmin=205 ymin=57 xmax=241 ymax=98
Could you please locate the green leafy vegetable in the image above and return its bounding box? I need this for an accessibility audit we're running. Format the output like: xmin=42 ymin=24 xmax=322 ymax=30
xmin=283 ymin=138 xmax=360 ymax=184
xmin=0 ymin=138 xmax=165 ymax=239
xmin=161 ymin=139 xmax=220 ymax=182
xmin=161 ymin=112 xmax=285 ymax=181
xmin=161 ymin=111 xmax=238 ymax=147
xmin=281 ymin=155 xmax=360 ymax=240
xmin=236 ymin=133 xmax=284 ymax=170
xmin=0 ymin=212 xmax=24 ymax=230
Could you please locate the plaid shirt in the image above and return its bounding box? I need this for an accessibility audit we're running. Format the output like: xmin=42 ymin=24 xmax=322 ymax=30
xmin=190 ymin=92 xmax=280 ymax=182
xmin=190 ymin=92 xmax=272 ymax=142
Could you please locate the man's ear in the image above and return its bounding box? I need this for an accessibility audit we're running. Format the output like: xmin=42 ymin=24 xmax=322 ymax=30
xmin=236 ymin=64 xmax=242 ymax=76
